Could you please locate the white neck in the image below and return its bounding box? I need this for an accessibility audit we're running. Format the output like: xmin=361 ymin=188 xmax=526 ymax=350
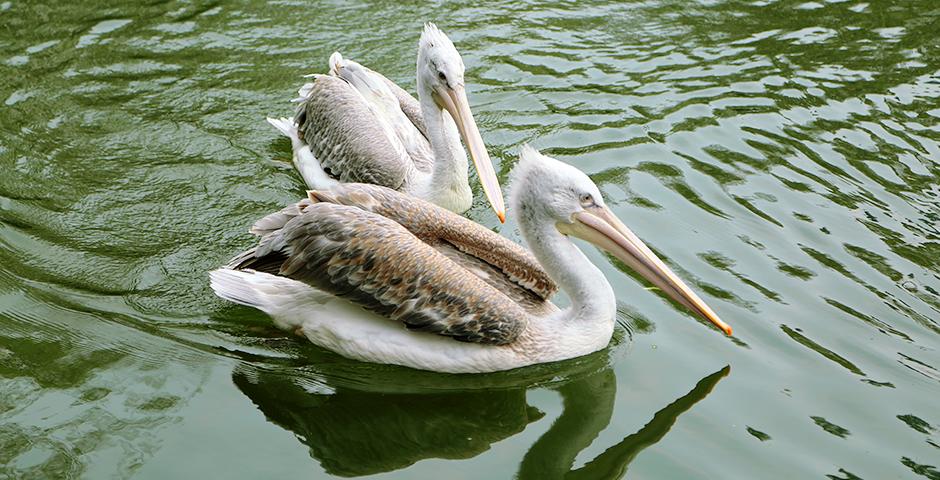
xmin=416 ymin=78 xmax=472 ymax=208
xmin=519 ymin=215 xmax=617 ymax=324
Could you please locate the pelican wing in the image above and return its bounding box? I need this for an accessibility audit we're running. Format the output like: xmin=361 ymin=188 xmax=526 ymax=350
xmin=295 ymin=75 xmax=412 ymax=189
xmin=378 ymin=76 xmax=429 ymax=141
xmin=434 ymin=242 xmax=558 ymax=317
xmin=327 ymin=53 xmax=427 ymax=140
xmin=238 ymin=200 xmax=555 ymax=319
xmin=328 ymin=55 xmax=434 ymax=173
xmin=379 ymin=75 xmax=435 ymax=172
xmin=308 ymin=184 xmax=558 ymax=301
xmin=230 ymin=193 xmax=533 ymax=345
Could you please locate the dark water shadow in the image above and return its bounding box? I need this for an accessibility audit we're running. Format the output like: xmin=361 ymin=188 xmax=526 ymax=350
xmin=233 ymin=363 xmax=729 ymax=477
xmin=519 ymin=365 xmax=730 ymax=480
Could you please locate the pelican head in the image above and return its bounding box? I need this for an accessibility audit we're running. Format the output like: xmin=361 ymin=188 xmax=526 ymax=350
xmin=510 ymin=145 xmax=732 ymax=335
xmin=417 ymin=22 xmax=505 ymax=222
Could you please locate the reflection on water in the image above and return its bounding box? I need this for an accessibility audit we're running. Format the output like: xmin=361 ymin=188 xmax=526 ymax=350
xmin=519 ymin=366 xmax=728 ymax=480
xmin=234 ymin=367 xmax=536 ymax=477
xmin=235 ymin=363 xmax=728 ymax=478
xmin=2 ymin=0 xmax=940 ymax=477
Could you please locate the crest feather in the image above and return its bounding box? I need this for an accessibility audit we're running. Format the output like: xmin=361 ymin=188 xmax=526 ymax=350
xmin=420 ymin=22 xmax=455 ymax=50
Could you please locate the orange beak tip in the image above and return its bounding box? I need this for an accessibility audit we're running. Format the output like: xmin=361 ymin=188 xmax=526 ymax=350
xmin=497 ymin=211 xmax=506 ymax=223
xmin=722 ymin=325 xmax=733 ymax=336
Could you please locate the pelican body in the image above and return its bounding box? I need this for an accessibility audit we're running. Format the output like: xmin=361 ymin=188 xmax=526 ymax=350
xmin=267 ymin=23 xmax=505 ymax=221
xmin=211 ymin=147 xmax=731 ymax=373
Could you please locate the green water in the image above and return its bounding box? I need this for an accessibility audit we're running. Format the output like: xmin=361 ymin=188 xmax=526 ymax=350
xmin=1 ymin=0 xmax=939 ymax=478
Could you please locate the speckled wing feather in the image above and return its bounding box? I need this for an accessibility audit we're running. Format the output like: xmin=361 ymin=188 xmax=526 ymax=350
xmin=330 ymin=59 xmax=434 ymax=175
xmin=309 ymin=184 xmax=559 ymax=301
xmin=294 ymin=75 xmax=412 ymax=189
xmin=230 ymin=200 xmax=530 ymax=345
xmin=434 ymin=242 xmax=558 ymax=317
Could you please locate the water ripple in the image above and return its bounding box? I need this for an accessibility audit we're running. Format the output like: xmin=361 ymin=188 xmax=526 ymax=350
xmin=2 ymin=0 xmax=940 ymax=477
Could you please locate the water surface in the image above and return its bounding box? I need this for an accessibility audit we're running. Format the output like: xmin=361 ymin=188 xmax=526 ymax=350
xmin=1 ymin=0 xmax=939 ymax=478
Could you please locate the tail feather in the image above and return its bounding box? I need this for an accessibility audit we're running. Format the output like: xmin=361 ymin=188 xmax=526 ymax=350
xmin=266 ymin=114 xmax=338 ymax=190
xmin=266 ymin=116 xmax=299 ymax=141
xmin=210 ymin=268 xmax=267 ymax=311
xmin=209 ymin=268 xmax=328 ymax=331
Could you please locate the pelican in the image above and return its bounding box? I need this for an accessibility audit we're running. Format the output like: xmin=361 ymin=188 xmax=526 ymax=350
xmin=210 ymin=146 xmax=732 ymax=373
xmin=266 ymin=23 xmax=505 ymax=221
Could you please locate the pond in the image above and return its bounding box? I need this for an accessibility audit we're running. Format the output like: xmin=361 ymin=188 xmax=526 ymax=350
xmin=1 ymin=0 xmax=938 ymax=478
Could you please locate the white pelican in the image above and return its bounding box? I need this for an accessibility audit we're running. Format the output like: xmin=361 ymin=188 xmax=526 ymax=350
xmin=266 ymin=23 xmax=505 ymax=221
xmin=210 ymin=146 xmax=732 ymax=373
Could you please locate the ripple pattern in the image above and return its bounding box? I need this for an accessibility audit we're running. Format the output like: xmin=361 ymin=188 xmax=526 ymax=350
xmin=1 ymin=0 xmax=939 ymax=478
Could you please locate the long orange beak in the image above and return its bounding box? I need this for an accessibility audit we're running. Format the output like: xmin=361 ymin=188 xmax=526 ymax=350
xmin=433 ymin=84 xmax=505 ymax=223
xmin=559 ymin=206 xmax=732 ymax=335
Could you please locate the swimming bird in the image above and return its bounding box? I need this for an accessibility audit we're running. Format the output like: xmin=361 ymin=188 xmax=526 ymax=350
xmin=267 ymin=23 xmax=505 ymax=221
xmin=210 ymin=146 xmax=731 ymax=373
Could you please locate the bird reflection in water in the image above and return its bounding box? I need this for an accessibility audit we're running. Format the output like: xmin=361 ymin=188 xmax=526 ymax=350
xmin=233 ymin=365 xmax=730 ymax=478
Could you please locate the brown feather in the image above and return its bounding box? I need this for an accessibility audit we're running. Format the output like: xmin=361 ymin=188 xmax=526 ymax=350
xmin=228 ymin=185 xmax=562 ymax=344
xmin=308 ymin=184 xmax=558 ymax=301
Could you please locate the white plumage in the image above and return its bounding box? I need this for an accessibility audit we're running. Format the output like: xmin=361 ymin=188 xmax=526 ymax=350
xmin=268 ymin=23 xmax=506 ymax=221
xmin=211 ymin=147 xmax=732 ymax=373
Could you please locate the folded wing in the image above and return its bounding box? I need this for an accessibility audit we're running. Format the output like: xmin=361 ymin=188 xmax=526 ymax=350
xmin=229 ymin=184 xmax=558 ymax=344
xmin=295 ymin=74 xmax=413 ymax=189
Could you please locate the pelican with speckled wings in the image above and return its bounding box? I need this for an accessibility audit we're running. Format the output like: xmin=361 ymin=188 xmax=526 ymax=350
xmin=267 ymin=23 xmax=505 ymax=222
xmin=210 ymin=147 xmax=732 ymax=373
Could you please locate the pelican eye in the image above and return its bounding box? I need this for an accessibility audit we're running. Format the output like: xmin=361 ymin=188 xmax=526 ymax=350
xmin=579 ymin=193 xmax=595 ymax=206
xmin=438 ymin=71 xmax=447 ymax=81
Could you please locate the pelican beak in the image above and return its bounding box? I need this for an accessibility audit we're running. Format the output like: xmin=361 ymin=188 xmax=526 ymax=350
xmin=433 ymin=84 xmax=506 ymax=223
xmin=558 ymin=206 xmax=732 ymax=336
